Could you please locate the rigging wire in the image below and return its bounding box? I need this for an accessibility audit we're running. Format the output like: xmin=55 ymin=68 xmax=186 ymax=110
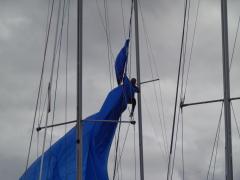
xmin=95 ymin=0 xmax=114 ymax=89
xmin=49 ymin=0 xmax=67 ymax=148
xmin=170 ymin=108 xmax=182 ymax=180
xmin=115 ymin=123 xmax=131 ymax=174
xmin=231 ymin=102 xmax=240 ymax=139
xmin=206 ymin=103 xmax=223 ymax=180
xmin=115 ymin=1 xmax=134 ymax=177
xmin=37 ymin=92 xmax=48 ymax=158
xmin=112 ymin=1 xmax=134 ymax=178
xmin=138 ymin=0 xmax=169 ymax=155
xmin=183 ymin=0 xmax=201 ymax=100
xmin=167 ymin=0 xmax=189 ymax=179
xmin=142 ymin=94 xmax=168 ymax=159
xmin=104 ymin=0 xmax=115 ymax=88
xmin=126 ymin=0 xmax=134 ymax=78
xmin=142 ymin=94 xmax=167 ymax=158
xmin=181 ymin=110 xmax=185 ymax=180
xmin=24 ymin=0 xmax=55 ymax=173
xmin=39 ymin=1 xmax=63 ymax=178
xmin=133 ymin=125 xmax=137 ymax=180
xmin=230 ymin=16 xmax=240 ymax=69
xmin=174 ymin=1 xmax=192 ymax=178
xmin=212 ymin=123 xmax=221 ymax=180
xmin=37 ymin=131 xmax=40 ymax=158
xmin=113 ymin=118 xmax=122 ymax=180
xmin=181 ymin=0 xmax=191 ymax=101
xmin=41 ymin=0 xmax=68 ymax=176
xmin=36 ymin=0 xmax=52 ymax=126
xmin=95 ymin=0 xmax=108 ymax=32
xmin=171 ymin=1 xmax=192 ymax=176
xmin=120 ymin=0 xmax=126 ymax=38
xmin=38 ymin=90 xmax=48 ymax=127
xmin=64 ymin=0 xmax=71 ymax=178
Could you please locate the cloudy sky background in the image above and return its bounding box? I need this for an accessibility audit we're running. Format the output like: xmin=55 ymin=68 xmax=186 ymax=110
xmin=0 ymin=0 xmax=240 ymax=179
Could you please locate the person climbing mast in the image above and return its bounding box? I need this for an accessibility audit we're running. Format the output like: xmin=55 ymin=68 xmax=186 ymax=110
xmin=129 ymin=78 xmax=140 ymax=117
xmin=114 ymin=40 xmax=139 ymax=117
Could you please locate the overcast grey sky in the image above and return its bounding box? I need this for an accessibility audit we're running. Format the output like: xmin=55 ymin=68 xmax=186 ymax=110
xmin=0 ymin=0 xmax=240 ymax=179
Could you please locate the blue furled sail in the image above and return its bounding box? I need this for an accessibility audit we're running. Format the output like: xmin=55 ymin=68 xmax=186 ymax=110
xmin=115 ymin=39 xmax=130 ymax=85
xmin=21 ymin=40 xmax=136 ymax=180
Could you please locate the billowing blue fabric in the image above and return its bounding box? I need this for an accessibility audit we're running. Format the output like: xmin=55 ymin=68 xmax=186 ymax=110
xmin=20 ymin=76 xmax=135 ymax=180
xmin=115 ymin=39 xmax=130 ymax=84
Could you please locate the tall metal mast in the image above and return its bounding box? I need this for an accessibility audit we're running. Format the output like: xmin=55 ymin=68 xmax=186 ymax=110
xmin=133 ymin=0 xmax=145 ymax=179
xmin=76 ymin=0 xmax=83 ymax=180
xmin=220 ymin=0 xmax=233 ymax=180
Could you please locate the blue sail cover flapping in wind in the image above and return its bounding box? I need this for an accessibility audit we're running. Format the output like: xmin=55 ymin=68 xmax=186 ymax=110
xmin=20 ymin=40 xmax=136 ymax=180
xmin=115 ymin=39 xmax=130 ymax=84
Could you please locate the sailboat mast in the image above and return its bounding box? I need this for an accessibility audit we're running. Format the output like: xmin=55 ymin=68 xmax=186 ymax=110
xmin=133 ymin=0 xmax=145 ymax=179
xmin=76 ymin=0 xmax=83 ymax=180
xmin=220 ymin=0 xmax=233 ymax=180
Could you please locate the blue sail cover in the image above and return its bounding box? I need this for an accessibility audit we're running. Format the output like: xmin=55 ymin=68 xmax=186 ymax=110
xmin=20 ymin=76 xmax=136 ymax=180
xmin=115 ymin=39 xmax=130 ymax=84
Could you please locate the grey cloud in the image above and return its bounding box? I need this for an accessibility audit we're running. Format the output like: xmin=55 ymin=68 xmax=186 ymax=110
xmin=1 ymin=0 xmax=240 ymax=180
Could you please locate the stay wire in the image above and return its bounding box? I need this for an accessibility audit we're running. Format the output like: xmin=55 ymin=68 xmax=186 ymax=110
xmin=24 ymin=0 xmax=55 ymax=173
xmin=138 ymin=0 xmax=169 ymax=155
xmin=115 ymin=123 xmax=131 ymax=176
xmin=104 ymin=0 xmax=114 ymax=88
xmin=39 ymin=1 xmax=62 ymax=179
xmin=128 ymin=0 xmax=134 ymax=39
xmin=183 ymin=0 xmax=201 ymax=100
xmin=127 ymin=0 xmax=134 ymax=78
xmin=173 ymin=4 xmax=191 ymax=177
xmin=45 ymin=1 xmax=68 ymax=173
xmin=142 ymin=94 xmax=167 ymax=159
xmin=113 ymin=117 xmax=122 ymax=180
xmin=133 ymin=125 xmax=137 ymax=180
xmin=212 ymin=123 xmax=221 ymax=180
xmin=181 ymin=110 xmax=185 ymax=180
xmin=170 ymin=108 xmax=182 ymax=180
xmin=178 ymin=2 xmax=191 ymax=177
xmin=137 ymin=0 xmax=167 ymax=136
xmin=49 ymin=0 xmax=67 ymax=148
xmin=230 ymin=16 xmax=240 ymax=69
xmin=95 ymin=0 xmax=107 ymax=32
xmin=36 ymin=0 xmax=52 ymax=126
xmin=37 ymin=131 xmax=40 ymax=158
xmin=138 ymin=0 xmax=168 ymax=144
xmin=124 ymin=0 xmax=133 ymax=79
xmin=64 ymin=0 xmax=70 ymax=178
xmin=38 ymin=92 xmax=48 ymax=127
xmin=181 ymin=0 xmax=191 ymax=101
xmin=113 ymin=1 xmax=134 ymax=178
xmin=167 ymin=0 xmax=189 ymax=179
xmin=113 ymin=88 xmax=128 ymax=179
xmin=231 ymin=102 xmax=240 ymax=139
xmin=121 ymin=0 xmax=126 ymax=38
xmin=206 ymin=103 xmax=223 ymax=180
xmin=94 ymin=0 xmax=113 ymax=89
xmin=37 ymin=92 xmax=48 ymax=159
